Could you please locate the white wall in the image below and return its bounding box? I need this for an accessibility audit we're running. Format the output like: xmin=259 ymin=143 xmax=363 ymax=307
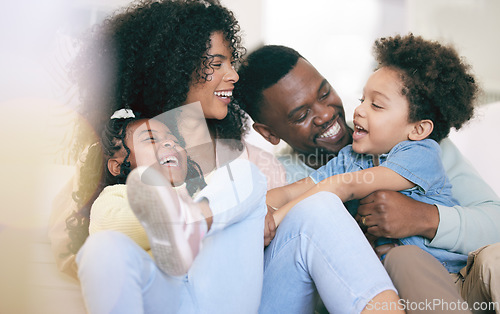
xmin=221 ymin=0 xmax=264 ymax=52
xmin=449 ymin=101 xmax=500 ymax=195
xmin=407 ymin=0 xmax=500 ymax=100
xmin=261 ymin=0 xmax=500 ymax=118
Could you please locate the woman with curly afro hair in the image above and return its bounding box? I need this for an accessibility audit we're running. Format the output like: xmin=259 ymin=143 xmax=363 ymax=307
xmin=71 ymin=0 xmax=286 ymax=176
xmin=72 ymin=0 xmax=246 ymax=143
xmin=48 ymin=0 xmax=288 ymax=313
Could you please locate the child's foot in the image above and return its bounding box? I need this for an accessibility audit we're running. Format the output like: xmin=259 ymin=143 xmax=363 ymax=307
xmin=126 ymin=167 xmax=206 ymax=276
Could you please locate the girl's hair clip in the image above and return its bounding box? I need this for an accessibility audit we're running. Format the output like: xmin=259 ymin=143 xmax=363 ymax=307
xmin=110 ymin=108 xmax=136 ymax=119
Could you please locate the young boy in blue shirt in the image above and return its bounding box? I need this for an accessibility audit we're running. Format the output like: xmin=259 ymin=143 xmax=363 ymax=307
xmin=268 ymin=33 xmax=478 ymax=272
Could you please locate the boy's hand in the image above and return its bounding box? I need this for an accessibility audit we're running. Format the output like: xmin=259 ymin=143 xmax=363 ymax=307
xmin=264 ymin=205 xmax=277 ymax=246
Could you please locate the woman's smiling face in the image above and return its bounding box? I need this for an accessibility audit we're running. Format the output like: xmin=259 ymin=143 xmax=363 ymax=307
xmin=184 ymin=32 xmax=239 ymax=120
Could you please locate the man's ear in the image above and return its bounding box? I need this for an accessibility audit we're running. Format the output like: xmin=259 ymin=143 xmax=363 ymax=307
xmin=253 ymin=122 xmax=281 ymax=145
xmin=408 ymin=119 xmax=434 ymax=141
xmin=107 ymin=158 xmax=123 ymax=177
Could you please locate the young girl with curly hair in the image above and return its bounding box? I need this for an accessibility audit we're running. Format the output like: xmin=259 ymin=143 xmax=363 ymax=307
xmin=269 ymin=33 xmax=478 ymax=270
xmin=66 ymin=111 xmax=206 ymax=253
xmin=84 ymin=110 xmax=211 ymax=272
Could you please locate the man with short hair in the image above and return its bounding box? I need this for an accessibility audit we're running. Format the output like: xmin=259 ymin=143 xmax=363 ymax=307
xmin=235 ymin=45 xmax=500 ymax=313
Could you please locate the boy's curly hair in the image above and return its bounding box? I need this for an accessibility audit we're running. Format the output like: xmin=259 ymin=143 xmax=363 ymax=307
xmin=71 ymin=0 xmax=247 ymax=156
xmin=373 ymin=33 xmax=479 ymax=142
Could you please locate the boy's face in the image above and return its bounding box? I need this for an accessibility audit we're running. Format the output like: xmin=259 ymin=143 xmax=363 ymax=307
xmin=352 ymin=67 xmax=416 ymax=155
xmin=126 ymin=119 xmax=188 ymax=186
xmin=258 ymin=58 xmax=352 ymax=156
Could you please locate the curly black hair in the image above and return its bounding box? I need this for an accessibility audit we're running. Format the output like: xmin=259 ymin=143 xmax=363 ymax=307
xmin=373 ymin=34 xmax=479 ymax=142
xmin=234 ymin=45 xmax=303 ymax=123
xmin=71 ymin=0 xmax=247 ymax=157
xmin=66 ymin=116 xmax=207 ymax=255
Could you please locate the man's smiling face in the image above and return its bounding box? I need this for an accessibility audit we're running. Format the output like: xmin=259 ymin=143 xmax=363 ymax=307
xmin=259 ymin=58 xmax=353 ymax=158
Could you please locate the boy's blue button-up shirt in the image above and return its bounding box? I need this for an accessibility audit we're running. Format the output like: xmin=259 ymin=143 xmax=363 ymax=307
xmin=309 ymin=139 xmax=467 ymax=272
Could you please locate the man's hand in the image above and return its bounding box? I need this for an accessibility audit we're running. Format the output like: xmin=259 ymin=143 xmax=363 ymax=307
xmin=356 ymin=191 xmax=440 ymax=240
xmin=264 ymin=205 xmax=277 ymax=246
